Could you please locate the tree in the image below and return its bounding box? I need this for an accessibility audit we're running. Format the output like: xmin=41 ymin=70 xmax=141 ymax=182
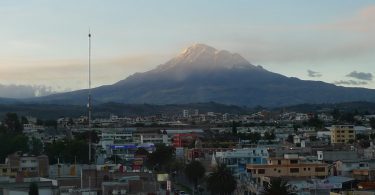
xmin=207 ymin=164 xmax=236 ymax=195
xmin=185 ymin=161 xmax=205 ymax=188
xmin=29 ymin=182 xmax=39 ymax=195
xmin=370 ymin=118 xmax=375 ymax=130
xmin=4 ymin=113 xmax=22 ymax=133
xmin=44 ymin=120 xmax=57 ymax=129
xmin=45 ymin=139 xmax=90 ymax=164
xmin=263 ymin=131 xmax=275 ymax=140
xmin=262 ymin=178 xmax=296 ymax=195
xmin=304 ymin=115 xmax=324 ymax=129
xmin=74 ymin=131 xmax=99 ymax=143
xmin=286 ymin=135 xmax=294 ymax=143
xmin=146 ymin=144 xmax=175 ymax=172
xmin=231 ymin=121 xmax=237 ymax=135
xmin=332 ymin=108 xmax=340 ymax=121
xmin=135 ymin=147 xmax=149 ymax=156
xmin=21 ymin=116 xmax=29 ymax=124
xmin=30 ymin=137 xmax=43 ymax=155
xmin=0 ymin=134 xmax=29 ymax=161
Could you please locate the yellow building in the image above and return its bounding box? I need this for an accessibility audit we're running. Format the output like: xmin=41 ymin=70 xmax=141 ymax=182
xmin=330 ymin=125 xmax=356 ymax=144
xmin=246 ymin=154 xmax=328 ymax=180
xmin=0 ymin=164 xmax=18 ymax=177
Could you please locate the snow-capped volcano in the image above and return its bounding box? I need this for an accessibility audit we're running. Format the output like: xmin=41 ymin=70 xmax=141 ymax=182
xmin=153 ymin=43 xmax=261 ymax=73
xmin=30 ymin=43 xmax=375 ymax=107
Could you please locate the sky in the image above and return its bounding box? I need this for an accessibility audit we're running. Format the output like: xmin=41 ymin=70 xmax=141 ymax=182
xmin=1 ymin=0 xmax=375 ymax=96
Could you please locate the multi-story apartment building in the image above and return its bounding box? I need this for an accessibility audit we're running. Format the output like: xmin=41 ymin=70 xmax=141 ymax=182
xmin=330 ymin=125 xmax=356 ymax=144
xmin=246 ymin=154 xmax=328 ymax=180
xmin=0 ymin=153 xmax=49 ymax=178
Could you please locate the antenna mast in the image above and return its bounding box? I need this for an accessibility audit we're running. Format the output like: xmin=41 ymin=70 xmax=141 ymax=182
xmin=88 ymin=30 xmax=92 ymax=163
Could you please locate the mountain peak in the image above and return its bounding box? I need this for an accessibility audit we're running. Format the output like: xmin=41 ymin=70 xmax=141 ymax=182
xmin=155 ymin=43 xmax=257 ymax=72
xmin=180 ymin=43 xmax=217 ymax=55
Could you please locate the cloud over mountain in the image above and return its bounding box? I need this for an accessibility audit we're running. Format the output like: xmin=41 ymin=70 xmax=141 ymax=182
xmin=0 ymin=84 xmax=55 ymax=98
xmin=346 ymin=71 xmax=373 ymax=81
xmin=307 ymin=70 xmax=322 ymax=78
xmin=334 ymin=80 xmax=368 ymax=86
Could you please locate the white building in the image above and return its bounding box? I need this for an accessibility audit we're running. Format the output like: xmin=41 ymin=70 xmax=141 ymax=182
xmin=215 ymin=148 xmax=269 ymax=177
xmin=182 ymin=110 xmax=189 ymax=118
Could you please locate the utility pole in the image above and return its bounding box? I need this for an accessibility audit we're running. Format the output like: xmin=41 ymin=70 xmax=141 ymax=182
xmin=88 ymin=31 xmax=92 ymax=163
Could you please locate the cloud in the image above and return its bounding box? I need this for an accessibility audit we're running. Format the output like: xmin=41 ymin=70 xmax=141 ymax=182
xmin=0 ymin=53 xmax=167 ymax=91
xmin=334 ymin=80 xmax=368 ymax=86
xmin=346 ymin=71 xmax=373 ymax=81
xmin=0 ymin=84 xmax=56 ymax=98
xmin=307 ymin=70 xmax=322 ymax=78
xmin=318 ymin=5 xmax=375 ymax=33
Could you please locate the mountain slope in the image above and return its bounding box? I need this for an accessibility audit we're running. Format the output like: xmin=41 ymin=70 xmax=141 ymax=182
xmin=31 ymin=44 xmax=375 ymax=107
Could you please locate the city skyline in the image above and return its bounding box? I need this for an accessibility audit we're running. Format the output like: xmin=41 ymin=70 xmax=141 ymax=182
xmin=0 ymin=0 xmax=375 ymax=93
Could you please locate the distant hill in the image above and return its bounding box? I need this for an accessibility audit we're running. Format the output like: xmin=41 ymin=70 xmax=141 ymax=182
xmin=0 ymin=102 xmax=249 ymax=120
xmin=9 ymin=44 xmax=375 ymax=106
xmin=278 ymin=101 xmax=375 ymax=114
xmin=1 ymin=101 xmax=375 ymax=120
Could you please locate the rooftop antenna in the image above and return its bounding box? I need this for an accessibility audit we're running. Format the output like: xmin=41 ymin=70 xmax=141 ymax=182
xmin=88 ymin=29 xmax=92 ymax=163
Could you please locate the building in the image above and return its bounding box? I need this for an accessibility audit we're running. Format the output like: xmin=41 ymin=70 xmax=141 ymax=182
xmin=0 ymin=153 xmax=49 ymax=178
xmin=246 ymin=154 xmax=328 ymax=180
xmin=330 ymin=125 xmax=356 ymax=144
xmin=215 ymin=148 xmax=269 ymax=177
xmin=133 ymin=132 xmax=169 ymax=145
xmin=99 ymin=128 xmax=134 ymax=150
xmin=182 ymin=110 xmax=189 ymax=118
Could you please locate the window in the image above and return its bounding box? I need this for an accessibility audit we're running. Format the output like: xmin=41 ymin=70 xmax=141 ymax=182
xmin=315 ymin=167 xmax=325 ymax=172
xmin=290 ymin=168 xmax=299 ymax=173
xmin=278 ymin=160 xmax=281 ymax=165
xmin=2 ymin=168 xmax=7 ymax=172
xmin=258 ymin=169 xmax=265 ymax=174
xmin=290 ymin=160 xmax=298 ymax=164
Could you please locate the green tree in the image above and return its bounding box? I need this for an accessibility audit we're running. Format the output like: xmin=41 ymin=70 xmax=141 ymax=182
xmin=44 ymin=120 xmax=57 ymax=129
xmin=4 ymin=113 xmax=22 ymax=133
xmin=286 ymin=135 xmax=294 ymax=143
xmin=231 ymin=121 xmax=237 ymax=135
xmin=45 ymin=139 xmax=90 ymax=164
xmin=74 ymin=131 xmax=99 ymax=143
xmin=29 ymin=182 xmax=39 ymax=195
xmin=0 ymin=134 xmax=29 ymax=161
xmin=332 ymin=108 xmax=340 ymax=121
xmin=146 ymin=144 xmax=175 ymax=172
xmin=263 ymin=131 xmax=275 ymax=140
xmin=21 ymin=116 xmax=29 ymax=124
xmin=304 ymin=114 xmax=324 ymax=129
xmin=185 ymin=161 xmax=205 ymax=188
xmin=370 ymin=118 xmax=375 ymax=129
xmin=262 ymin=178 xmax=296 ymax=195
xmin=30 ymin=137 xmax=43 ymax=155
xmin=135 ymin=147 xmax=149 ymax=156
xmin=207 ymin=164 xmax=236 ymax=195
